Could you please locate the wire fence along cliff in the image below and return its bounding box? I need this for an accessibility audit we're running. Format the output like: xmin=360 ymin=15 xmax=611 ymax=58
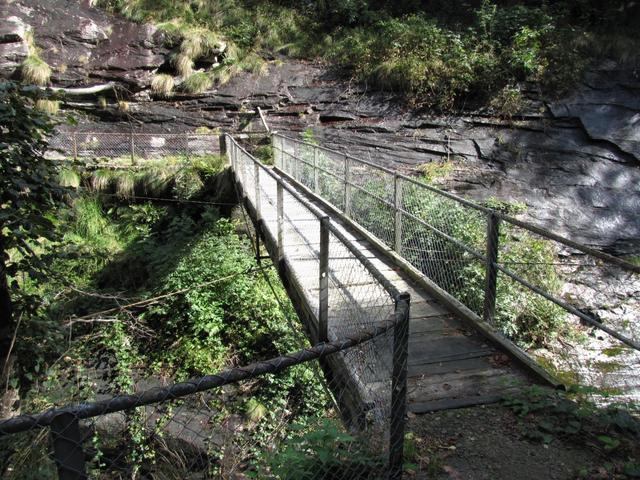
xmin=46 ymin=131 xmax=220 ymax=165
xmin=0 ymin=133 xmax=411 ymax=480
xmin=272 ymin=132 xmax=640 ymax=403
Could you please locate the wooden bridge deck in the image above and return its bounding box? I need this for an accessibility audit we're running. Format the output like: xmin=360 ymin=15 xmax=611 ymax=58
xmin=236 ymin=161 xmax=537 ymax=414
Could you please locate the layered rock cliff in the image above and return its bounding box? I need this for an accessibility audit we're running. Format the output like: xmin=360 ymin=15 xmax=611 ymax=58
xmin=1 ymin=0 xmax=639 ymax=254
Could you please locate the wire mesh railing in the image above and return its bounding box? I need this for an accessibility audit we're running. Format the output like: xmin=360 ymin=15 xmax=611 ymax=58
xmin=46 ymin=131 xmax=220 ymax=165
xmin=227 ymin=133 xmax=411 ymax=478
xmin=272 ymin=132 xmax=640 ymax=402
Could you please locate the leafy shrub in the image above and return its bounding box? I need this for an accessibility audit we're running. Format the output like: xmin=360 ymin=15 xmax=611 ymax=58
xmin=263 ymin=419 xmax=385 ymax=480
xmin=490 ymin=84 xmax=524 ymax=118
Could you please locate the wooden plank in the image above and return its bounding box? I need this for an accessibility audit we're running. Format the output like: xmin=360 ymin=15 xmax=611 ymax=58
xmin=408 ymin=348 xmax=495 ymax=367
xmin=407 ymin=367 xmax=529 ymax=403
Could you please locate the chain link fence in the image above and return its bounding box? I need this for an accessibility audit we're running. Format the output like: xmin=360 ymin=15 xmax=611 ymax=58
xmin=46 ymin=132 xmax=220 ymax=166
xmin=0 ymin=132 xmax=411 ymax=480
xmin=272 ymin=132 xmax=640 ymax=403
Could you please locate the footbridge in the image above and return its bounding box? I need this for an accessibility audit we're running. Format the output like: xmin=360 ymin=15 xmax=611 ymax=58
xmin=226 ymin=133 xmax=565 ymax=415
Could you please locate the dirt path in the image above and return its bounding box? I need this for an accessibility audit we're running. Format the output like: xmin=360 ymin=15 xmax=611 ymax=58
xmin=406 ymin=403 xmax=628 ymax=480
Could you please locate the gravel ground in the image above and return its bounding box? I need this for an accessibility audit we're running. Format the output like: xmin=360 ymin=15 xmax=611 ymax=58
xmin=406 ymin=404 xmax=601 ymax=480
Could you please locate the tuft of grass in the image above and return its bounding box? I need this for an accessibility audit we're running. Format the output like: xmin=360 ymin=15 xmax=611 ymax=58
xmin=417 ymin=161 xmax=454 ymax=184
xmin=22 ymin=55 xmax=51 ymax=86
xmin=183 ymin=72 xmax=213 ymax=93
xmin=238 ymin=52 xmax=268 ymax=76
xmin=91 ymin=169 xmax=113 ymax=192
xmin=59 ymin=168 xmax=81 ymax=188
xmin=115 ymin=171 xmax=136 ymax=199
xmin=180 ymin=28 xmax=222 ymax=59
xmin=212 ymin=64 xmax=238 ymax=86
xmin=151 ymin=74 xmax=175 ymax=97
xmin=69 ymin=196 xmax=122 ymax=253
xmin=173 ymin=53 xmax=194 ymax=77
xmin=35 ymin=99 xmax=60 ymax=115
xmin=139 ymin=161 xmax=183 ymax=196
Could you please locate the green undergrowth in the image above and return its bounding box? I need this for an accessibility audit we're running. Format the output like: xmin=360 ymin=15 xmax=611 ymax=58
xmin=2 ymin=156 xmax=343 ymax=478
xmin=98 ymin=1 xmax=637 ymax=108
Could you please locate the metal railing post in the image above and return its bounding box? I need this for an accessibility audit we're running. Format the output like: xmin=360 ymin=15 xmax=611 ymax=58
xmin=313 ymin=145 xmax=319 ymax=193
xmin=50 ymin=412 xmax=87 ymax=480
xmin=389 ymin=292 xmax=411 ymax=480
xmin=483 ymin=213 xmax=500 ymax=323
xmin=319 ymin=216 xmax=330 ymax=343
xmin=273 ymin=135 xmax=280 ymax=169
xmin=254 ymin=161 xmax=261 ymax=218
xmin=277 ymin=181 xmax=284 ymax=262
xmin=344 ymin=156 xmax=351 ymax=217
xmin=72 ymin=132 xmax=78 ymax=161
xmin=130 ymin=132 xmax=135 ymax=165
xmin=394 ymin=175 xmax=403 ymax=254
xmin=219 ymin=133 xmax=227 ymax=158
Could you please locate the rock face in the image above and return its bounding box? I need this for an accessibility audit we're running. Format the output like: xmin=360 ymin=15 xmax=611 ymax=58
xmin=1 ymin=0 xmax=168 ymax=88
xmin=1 ymin=0 xmax=639 ymax=254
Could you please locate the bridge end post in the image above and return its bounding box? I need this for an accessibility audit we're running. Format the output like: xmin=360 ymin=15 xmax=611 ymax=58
xmin=319 ymin=216 xmax=330 ymax=343
xmin=50 ymin=412 xmax=88 ymax=480
xmin=219 ymin=133 xmax=227 ymax=157
xmin=389 ymin=292 xmax=410 ymax=480
xmin=277 ymin=181 xmax=284 ymax=262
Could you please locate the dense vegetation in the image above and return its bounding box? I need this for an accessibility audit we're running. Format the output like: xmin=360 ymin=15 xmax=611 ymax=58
xmin=97 ymin=0 xmax=639 ymax=108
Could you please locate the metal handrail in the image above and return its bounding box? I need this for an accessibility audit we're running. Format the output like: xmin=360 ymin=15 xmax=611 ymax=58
xmin=272 ymin=132 xmax=639 ymax=274
xmin=273 ymin=132 xmax=640 ymax=351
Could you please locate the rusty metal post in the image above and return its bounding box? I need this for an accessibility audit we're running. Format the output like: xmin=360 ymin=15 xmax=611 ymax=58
xmin=130 ymin=131 xmax=135 ymax=165
xmin=219 ymin=133 xmax=227 ymax=159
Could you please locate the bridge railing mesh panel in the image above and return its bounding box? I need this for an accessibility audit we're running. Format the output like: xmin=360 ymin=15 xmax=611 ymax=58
xmin=226 ymin=134 xmax=409 ymax=476
xmin=273 ymin=131 xmax=640 ymax=403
